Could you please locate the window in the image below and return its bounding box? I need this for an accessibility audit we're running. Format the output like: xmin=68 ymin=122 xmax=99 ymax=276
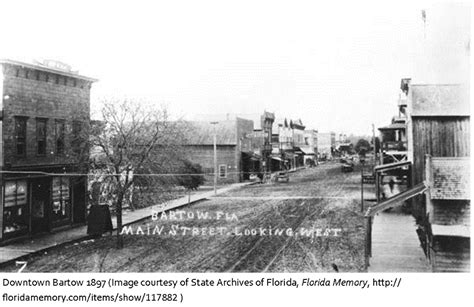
xmin=36 ymin=118 xmax=47 ymax=155
xmin=14 ymin=117 xmax=27 ymax=156
xmin=72 ymin=120 xmax=83 ymax=154
xmin=51 ymin=177 xmax=70 ymax=223
xmin=55 ymin=120 xmax=65 ymax=155
xmin=3 ymin=180 xmax=29 ymax=235
xmin=219 ymin=164 xmax=227 ymax=178
xmin=4 ymin=180 xmax=27 ymax=207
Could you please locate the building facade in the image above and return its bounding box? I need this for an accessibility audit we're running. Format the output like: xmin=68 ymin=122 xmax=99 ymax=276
xmin=259 ymin=111 xmax=275 ymax=173
xmin=405 ymin=82 xmax=470 ymax=272
xmin=317 ymin=132 xmax=335 ymax=160
xmin=378 ymin=79 xmax=410 ymax=164
xmin=291 ymin=119 xmax=306 ymax=168
xmin=303 ymin=129 xmax=318 ymax=165
xmin=0 ymin=59 xmax=96 ymax=243
xmin=183 ymin=118 xmax=254 ymax=184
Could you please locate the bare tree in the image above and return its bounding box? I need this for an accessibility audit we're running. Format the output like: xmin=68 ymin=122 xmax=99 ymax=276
xmin=90 ymin=97 xmax=186 ymax=248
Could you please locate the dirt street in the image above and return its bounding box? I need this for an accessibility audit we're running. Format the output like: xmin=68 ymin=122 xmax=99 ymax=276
xmin=2 ymin=162 xmax=368 ymax=272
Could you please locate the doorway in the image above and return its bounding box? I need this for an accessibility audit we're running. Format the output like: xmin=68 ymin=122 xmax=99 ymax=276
xmin=31 ymin=179 xmax=50 ymax=234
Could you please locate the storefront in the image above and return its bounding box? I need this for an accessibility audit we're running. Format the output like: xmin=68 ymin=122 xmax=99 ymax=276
xmin=283 ymin=152 xmax=295 ymax=170
xmin=293 ymin=147 xmax=305 ymax=168
xmin=300 ymin=146 xmax=316 ymax=166
xmin=0 ymin=58 xmax=95 ymax=244
xmin=0 ymin=170 xmax=87 ymax=243
xmin=241 ymin=152 xmax=261 ymax=180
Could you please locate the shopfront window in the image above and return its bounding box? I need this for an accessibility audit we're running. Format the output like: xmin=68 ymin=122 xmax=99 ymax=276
xmin=3 ymin=180 xmax=29 ymax=235
xmin=51 ymin=177 xmax=70 ymax=225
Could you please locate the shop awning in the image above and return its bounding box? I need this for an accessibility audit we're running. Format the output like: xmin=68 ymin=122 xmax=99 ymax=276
xmin=242 ymin=151 xmax=261 ymax=161
xmin=300 ymin=146 xmax=315 ymax=155
xmin=293 ymin=147 xmax=305 ymax=155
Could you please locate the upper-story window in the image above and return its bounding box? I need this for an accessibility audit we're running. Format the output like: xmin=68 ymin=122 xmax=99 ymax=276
xmin=14 ymin=117 xmax=27 ymax=156
xmin=55 ymin=120 xmax=65 ymax=155
xmin=36 ymin=118 xmax=47 ymax=156
xmin=72 ymin=120 xmax=83 ymax=155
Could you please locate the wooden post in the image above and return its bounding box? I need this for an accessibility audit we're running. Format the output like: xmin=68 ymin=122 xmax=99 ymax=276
xmin=424 ymin=155 xmax=433 ymax=265
xmin=375 ymin=171 xmax=380 ymax=203
xmin=425 ymin=155 xmax=433 ymax=224
xmin=211 ymin=122 xmax=218 ymax=196
xmin=372 ymin=123 xmax=376 ymax=164
xmin=365 ymin=215 xmax=372 ymax=270
xmin=368 ymin=216 xmax=372 ymax=257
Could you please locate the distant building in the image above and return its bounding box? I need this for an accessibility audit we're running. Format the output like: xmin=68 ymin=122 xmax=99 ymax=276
xmin=0 ymin=59 xmax=97 ymax=243
xmin=335 ymin=133 xmax=352 ymax=156
xmin=303 ymin=130 xmax=318 ymax=165
xmin=317 ymin=132 xmax=335 ymax=160
xmin=247 ymin=111 xmax=275 ymax=173
xmin=182 ymin=118 xmax=254 ymax=184
xmin=272 ymin=118 xmax=306 ymax=169
xmin=273 ymin=118 xmax=293 ymax=169
xmin=290 ymin=119 xmax=306 ymax=168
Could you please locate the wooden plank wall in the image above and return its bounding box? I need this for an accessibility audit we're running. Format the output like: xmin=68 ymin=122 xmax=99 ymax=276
xmin=432 ymin=200 xmax=470 ymax=226
xmin=432 ymin=236 xmax=470 ymax=272
xmin=412 ymin=117 xmax=470 ymax=186
xmin=411 ymin=117 xmax=470 ymax=222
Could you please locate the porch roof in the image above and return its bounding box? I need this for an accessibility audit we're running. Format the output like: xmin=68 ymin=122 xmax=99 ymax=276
xmin=378 ymin=123 xmax=406 ymax=131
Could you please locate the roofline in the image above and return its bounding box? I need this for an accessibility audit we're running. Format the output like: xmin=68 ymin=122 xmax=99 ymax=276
xmin=183 ymin=143 xmax=237 ymax=146
xmin=411 ymin=83 xmax=463 ymax=86
xmin=378 ymin=126 xmax=407 ymax=130
xmin=0 ymin=59 xmax=98 ymax=82
xmin=411 ymin=114 xmax=470 ymax=117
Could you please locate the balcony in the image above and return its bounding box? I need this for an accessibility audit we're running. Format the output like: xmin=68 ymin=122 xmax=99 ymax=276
xmin=382 ymin=141 xmax=407 ymax=152
xmin=392 ymin=116 xmax=407 ymax=124
xmin=398 ymin=87 xmax=408 ymax=107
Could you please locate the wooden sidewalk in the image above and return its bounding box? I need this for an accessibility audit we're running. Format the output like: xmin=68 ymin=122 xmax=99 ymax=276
xmin=368 ymin=208 xmax=431 ymax=272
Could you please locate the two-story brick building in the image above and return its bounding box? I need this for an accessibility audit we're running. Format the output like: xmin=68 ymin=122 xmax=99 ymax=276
xmin=0 ymin=59 xmax=96 ymax=243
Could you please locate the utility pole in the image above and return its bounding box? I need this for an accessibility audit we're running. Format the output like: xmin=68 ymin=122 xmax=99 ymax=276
xmin=211 ymin=121 xmax=218 ymax=196
xmin=372 ymin=123 xmax=376 ymax=165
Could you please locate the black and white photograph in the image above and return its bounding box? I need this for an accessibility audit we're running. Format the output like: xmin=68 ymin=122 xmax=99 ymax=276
xmin=0 ymin=0 xmax=470 ymax=280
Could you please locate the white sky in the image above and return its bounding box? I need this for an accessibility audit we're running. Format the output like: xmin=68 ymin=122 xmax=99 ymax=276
xmin=0 ymin=0 xmax=470 ymax=135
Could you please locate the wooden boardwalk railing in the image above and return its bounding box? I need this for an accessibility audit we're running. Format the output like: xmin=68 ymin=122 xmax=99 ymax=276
xmin=364 ymin=182 xmax=430 ymax=272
